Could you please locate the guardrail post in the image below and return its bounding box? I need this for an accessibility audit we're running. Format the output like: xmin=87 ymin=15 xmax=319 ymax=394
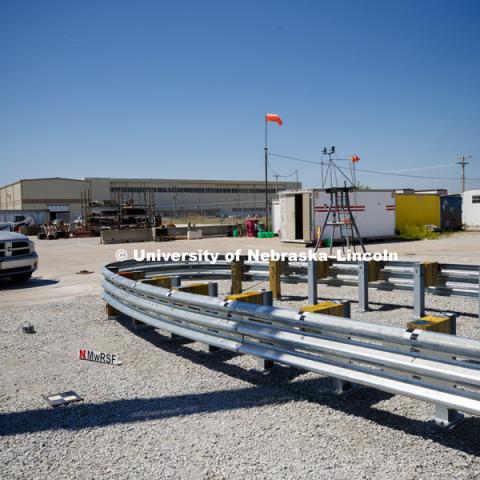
xmin=208 ymin=282 xmax=218 ymax=297
xmin=262 ymin=290 xmax=273 ymax=306
xmin=255 ymin=290 xmax=275 ymax=370
xmin=332 ymin=378 xmax=359 ymax=395
xmin=269 ymin=260 xmax=282 ymax=300
xmin=231 ymin=257 xmax=244 ymax=294
xmin=450 ymin=313 xmax=457 ymax=335
xmin=307 ymin=260 xmax=318 ymax=305
xmin=433 ymin=405 xmax=464 ymax=429
xmin=207 ymin=282 xmax=221 ymax=352
xmin=358 ymin=261 xmax=369 ymax=312
xmin=414 ymin=263 xmax=426 ymax=319
xmin=105 ymin=303 xmax=119 ymax=320
xmin=168 ymin=276 xmax=186 ymax=340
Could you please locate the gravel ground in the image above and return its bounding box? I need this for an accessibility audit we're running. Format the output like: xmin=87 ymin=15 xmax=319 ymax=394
xmin=2 ymin=283 xmax=480 ymax=479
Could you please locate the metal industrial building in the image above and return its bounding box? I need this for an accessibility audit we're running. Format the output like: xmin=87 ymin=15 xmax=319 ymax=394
xmin=0 ymin=177 xmax=300 ymax=221
xmin=0 ymin=178 xmax=88 ymax=222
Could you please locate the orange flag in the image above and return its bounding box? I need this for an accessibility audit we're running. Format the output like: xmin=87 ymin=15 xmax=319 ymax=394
xmin=351 ymin=155 xmax=360 ymax=162
xmin=266 ymin=113 xmax=283 ymax=126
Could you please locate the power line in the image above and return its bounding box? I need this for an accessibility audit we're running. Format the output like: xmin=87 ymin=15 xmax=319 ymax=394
xmin=269 ymin=152 xmax=480 ymax=181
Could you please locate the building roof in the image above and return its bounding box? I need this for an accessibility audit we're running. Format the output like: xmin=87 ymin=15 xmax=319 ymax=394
xmin=0 ymin=177 xmax=88 ymax=190
xmin=84 ymin=177 xmax=299 ymax=185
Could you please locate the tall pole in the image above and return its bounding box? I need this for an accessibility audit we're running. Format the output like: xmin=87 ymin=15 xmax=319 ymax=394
xmin=457 ymin=155 xmax=471 ymax=193
xmin=264 ymin=119 xmax=269 ymax=231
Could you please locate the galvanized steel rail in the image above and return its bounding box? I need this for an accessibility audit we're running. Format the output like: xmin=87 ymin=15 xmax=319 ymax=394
xmin=103 ymin=260 xmax=480 ymax=428
xmin=113 ymin=256 xmax=480 ymax=317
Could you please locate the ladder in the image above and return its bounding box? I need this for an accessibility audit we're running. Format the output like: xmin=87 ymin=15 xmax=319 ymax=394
xmin=314 ymin=186 xmax=366 ymax=254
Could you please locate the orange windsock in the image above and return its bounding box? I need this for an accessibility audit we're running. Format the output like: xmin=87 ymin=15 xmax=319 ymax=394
xmin=265 ymin=113 xmax=283 ymax=126
xmin=351 ymin=155 xmax=360 ymax=162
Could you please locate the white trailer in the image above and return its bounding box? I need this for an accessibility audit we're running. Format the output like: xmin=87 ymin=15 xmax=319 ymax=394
xmin=271 ymin=199 xmax=281 ymax=233
xmin=462 ymin=189 xmax=480 ymax=229
xmin=278 ymin=189 xmax=396 ymax=244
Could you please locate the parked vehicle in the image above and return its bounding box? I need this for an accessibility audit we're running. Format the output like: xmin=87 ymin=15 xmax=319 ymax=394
xmin=0 ymin=222 xmax=15 ymax=231
xmin=0 ymin=231 xmax=38 ymax=282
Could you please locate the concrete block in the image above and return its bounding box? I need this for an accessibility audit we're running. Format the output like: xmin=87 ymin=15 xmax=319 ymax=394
xmin=187 ymin=229 xmax=203 ymax=240
xmin=101 ymin=228 xmax=151 ymax=244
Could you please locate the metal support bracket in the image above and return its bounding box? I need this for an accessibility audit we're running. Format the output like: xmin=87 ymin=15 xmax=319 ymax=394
xmin=331 ymin=378 xmax=362 ymax=396
xmin=256 ymin=358 xmax=275 ymax=371
xmin=414 ymin=263 xmax=426 ymax=319
xmin=358 ymin=261 xmax=369 ymax=312
xmin=307 ymin=260 xmax=318 ymax=305
xmin=208 ymin=282 xmax=218 ymax=297
xmin=432 ymin=404 xmax=465 ymax=430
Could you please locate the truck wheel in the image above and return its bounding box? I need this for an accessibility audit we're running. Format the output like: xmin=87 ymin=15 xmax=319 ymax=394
xmin=10 ymin=273 xmax=32 ymax=283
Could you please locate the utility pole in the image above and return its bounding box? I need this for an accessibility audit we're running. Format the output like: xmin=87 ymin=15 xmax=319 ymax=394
xmin=457 ymin=155 xmax=472 ymax=193
xmin=264 ymin=146 xmax=269 ymax=229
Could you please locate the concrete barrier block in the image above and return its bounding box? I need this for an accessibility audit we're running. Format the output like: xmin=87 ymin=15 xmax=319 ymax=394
xmin=101 ymin=228 xmax=151 ymax=244
xmin=187 ymin=230 xmax=203 ymax=240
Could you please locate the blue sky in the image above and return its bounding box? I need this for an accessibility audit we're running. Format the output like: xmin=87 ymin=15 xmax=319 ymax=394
xmin=1 ymin=0 xmax=479 ymax=192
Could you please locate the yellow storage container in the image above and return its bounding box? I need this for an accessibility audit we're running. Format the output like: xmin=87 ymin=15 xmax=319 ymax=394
xmin=395 ymin=194 xmax=441 ymax=230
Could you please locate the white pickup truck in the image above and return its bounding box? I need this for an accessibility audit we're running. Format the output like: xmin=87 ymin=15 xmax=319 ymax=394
xmin=0 ymin=231 xmax=38 ymax=282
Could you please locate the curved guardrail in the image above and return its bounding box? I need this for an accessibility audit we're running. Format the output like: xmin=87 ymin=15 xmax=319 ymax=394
xmin=103 ymin=260 xmax=480 ymax=428
xmin=116 ymin=257 xmax=480 ymax=297
xmin=112 ymin=256 xmax=480 ymax=317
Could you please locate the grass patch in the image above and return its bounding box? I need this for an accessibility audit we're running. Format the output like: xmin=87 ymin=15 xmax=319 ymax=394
xmin=398 ymin=224 xmax=440 ymax=240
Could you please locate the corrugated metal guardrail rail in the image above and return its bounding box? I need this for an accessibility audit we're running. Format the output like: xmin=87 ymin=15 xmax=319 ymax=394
xmin=103 ymin=260 xmax=480 ymax=429
xmin=114 ymin=256 xmax=480 ymax=318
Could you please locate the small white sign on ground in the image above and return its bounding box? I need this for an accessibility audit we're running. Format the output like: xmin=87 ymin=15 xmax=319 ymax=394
xmin=44 ymin=391 xmax=83 ymax=407
xmin=79 ymin=349 xmax=122 ymax=365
